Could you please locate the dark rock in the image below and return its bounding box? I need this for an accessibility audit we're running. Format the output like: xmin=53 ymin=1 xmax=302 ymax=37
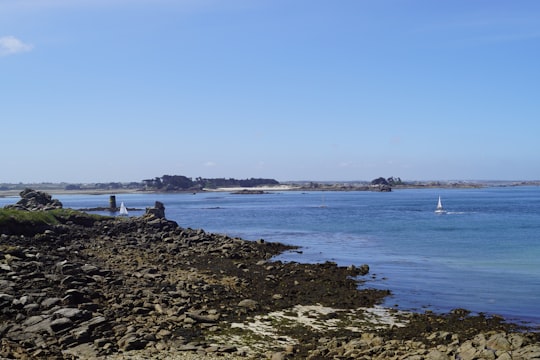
xmin=347 ymin=264 xmax=370 ymax=276
xmin=231 ymin=189 xmax=268 ymax=194
xmin=62 ymin=289 xmax=88 ymax=305
xmin=50 ymin=317 xmax=73 ymax=333
xmin=79 ymin=315 xmax=107 ymax=330
xmin=53 ymin=307 xmax=91 ymax=321
xmin=41 ymin=297 xmax=62 ymax=309
xmin=118 ymin=334 xmax=147 ymax=351
xmin=24 ymin=317 xmax=53 ymax=335
xmin=62 ymin=343 xmax=100 ymax=359
xmin=0 ymin=293 xmax=15 ymax=307
xmin=144 ymin=201 xmax=166 ymax=219
xmin=70 ymin=324 xmax=91 ymax=342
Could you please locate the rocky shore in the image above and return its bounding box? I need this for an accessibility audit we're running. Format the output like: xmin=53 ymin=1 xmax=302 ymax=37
xmin=1 ymin=190 xmax=539 ymax=359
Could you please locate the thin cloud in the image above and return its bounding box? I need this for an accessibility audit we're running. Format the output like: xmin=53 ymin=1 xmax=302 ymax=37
xmin=203 ymin=161 xmax=217 ymax=167
xmin=0 ymin=36 xmax=33 ymax=56
xmin=339 ymin=161 xmax=354 ymax=168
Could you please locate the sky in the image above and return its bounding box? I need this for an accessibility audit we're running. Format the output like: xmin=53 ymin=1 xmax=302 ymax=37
xmin=1 ymin=0 xmax=540 ymax=183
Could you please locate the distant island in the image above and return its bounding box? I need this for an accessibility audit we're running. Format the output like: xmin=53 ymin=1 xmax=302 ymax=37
xmin=1 ymin=175 xmax=539 ymax=196
xmin=0 ymin=175 xmax=279 ymax=196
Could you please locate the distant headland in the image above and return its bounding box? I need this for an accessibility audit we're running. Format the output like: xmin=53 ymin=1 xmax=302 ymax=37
xmin=1 ymin=175 xmax=539 ymax=197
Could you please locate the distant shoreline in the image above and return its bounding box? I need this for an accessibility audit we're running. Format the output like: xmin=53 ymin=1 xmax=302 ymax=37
xmin=0 ymin=188 xmax=155 ymax=198
xmin=1 ymin=181 xmax=540 ymax=198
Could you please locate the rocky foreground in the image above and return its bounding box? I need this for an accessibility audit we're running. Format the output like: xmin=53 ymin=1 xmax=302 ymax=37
xmin=1 ymin=191 xmax=539 ymax=359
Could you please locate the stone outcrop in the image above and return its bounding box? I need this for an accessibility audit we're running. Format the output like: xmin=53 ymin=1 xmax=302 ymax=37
xmin=4 ymin=188 xmax=63 ymax=211
xmin=144 ymin=201 xmax=166 ymax=219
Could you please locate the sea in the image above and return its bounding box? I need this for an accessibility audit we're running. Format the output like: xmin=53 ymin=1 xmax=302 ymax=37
xmin=2 ymin=186 xmax=539 ymax=328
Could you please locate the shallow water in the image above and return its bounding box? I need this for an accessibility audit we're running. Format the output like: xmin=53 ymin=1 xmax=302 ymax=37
xmin=2 ymin=186 xmax=539 ymax=326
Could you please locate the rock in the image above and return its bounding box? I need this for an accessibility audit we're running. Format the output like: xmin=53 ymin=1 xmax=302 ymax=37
xmin=271 ymin=351 xmax=286 ymax=360
xmin=0 ymin=293 xmax=15 ymax=306
xmin=347 ymin=264 xmax=370 ymax=276
xmin=145 ymin=201 xmax=166 ymax=219
xmin=41 ymin=297 xmax=62 ymax=309
xmin=457 ymin=341 xmax=479 ymax=360
xmin=53 ymin=307 xmax=91 ymax=321
xmin=25 ymin=317 xmax=53 ymax=335
xmin=519 ymin=346 xmax=540 ymax=358
xmin=178 ymin=344 xmax=199 ymax=351
xmin=62 ymin=289 xmax=88 ymax=305
xmin=0 ymin=263 xmax=11 ymax=271
xmin=497 ymin=352 xmax=513 ymax=360
xmin=426 ymin=349 xmax=450 ymax=360
xmin=80 ymin=315 xmax=107 ymax=330
xmin=237 ymin=299 xmax=259 ymax=310
xmin=23 ymin=315 xmax=47 ymax=327
xmin=284 ymin=344 xmax=295 ymax=354
xmin=80 ymin=264 xmax=101 ymax=275
xmin=186 ymin=310 xmax=220 ymax=323
xmin=62 ymin=343 xmax=99 ymax=359
xmin=4 ymin=188 xmax=63 ymax=211
xmin=71 ymin=324 xmax=91 ymax=342
xmin=358 ymin=263 xmax=370 ymax=275
xmin=118 ymin=334 xmax=147 ymax=351
xmin=50 ymin=317 xmax=73 ymax=333
xmin=486 ymin=333 xmax=512 ymax=351
xmin=476 ymin=348 xmax=496 ymax=359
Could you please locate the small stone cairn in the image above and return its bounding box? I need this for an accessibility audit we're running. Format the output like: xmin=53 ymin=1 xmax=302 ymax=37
xmin=4 ymin=188 xmax=63 ymax=211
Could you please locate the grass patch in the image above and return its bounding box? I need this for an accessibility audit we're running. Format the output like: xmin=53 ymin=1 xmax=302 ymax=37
xmin=0 ymin=208 xmax=109 ymax=235
xmin=0 ymin=208 xmax=107 ymax=224
xmin=0 ymin=208 xmax=60 ymax=226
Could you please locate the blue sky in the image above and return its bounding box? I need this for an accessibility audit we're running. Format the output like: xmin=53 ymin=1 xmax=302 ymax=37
xmin=1 ymin=0 xmax=539 ymax=183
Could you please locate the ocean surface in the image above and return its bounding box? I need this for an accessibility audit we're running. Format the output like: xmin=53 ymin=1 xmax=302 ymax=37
xmin=2 ymin=187 xmax=539 ymax=327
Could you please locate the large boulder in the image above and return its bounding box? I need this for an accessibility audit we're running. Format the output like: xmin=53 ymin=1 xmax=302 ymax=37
xmin=5 ymin=188 xmax=63 ymax=211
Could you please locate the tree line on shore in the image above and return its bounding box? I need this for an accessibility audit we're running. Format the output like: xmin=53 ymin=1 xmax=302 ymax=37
xmin=142 ymin=175 xmax=279 ymax=191
xmin=57 ymin=176 xmax=280 ymax=192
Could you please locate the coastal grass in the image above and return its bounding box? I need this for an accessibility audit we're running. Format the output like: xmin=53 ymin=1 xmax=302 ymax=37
xmin=0 ymin=208 xmax=61 ymax=226
xmin=0 ymin=208 xmax=107 ymax=227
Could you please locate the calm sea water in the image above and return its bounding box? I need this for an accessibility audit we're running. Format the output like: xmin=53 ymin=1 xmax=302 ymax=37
xmin=2 ymin=187 xmax=539 ymax=327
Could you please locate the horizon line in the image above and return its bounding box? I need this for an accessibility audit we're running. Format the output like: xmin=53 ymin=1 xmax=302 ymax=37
xmin=1 ymin=179 xmax=540 ymax=185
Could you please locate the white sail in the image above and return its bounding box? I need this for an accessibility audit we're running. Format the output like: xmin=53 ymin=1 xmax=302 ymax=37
xmin=119 ymin=202 xmax=128 ymax=216
xmin=435 ymin=196 xmax=446 ymax=214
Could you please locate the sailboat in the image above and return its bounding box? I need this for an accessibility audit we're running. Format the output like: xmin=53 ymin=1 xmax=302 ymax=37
xmin=119 ymin=202 xmax=129 ymax=216
xmin=434 ymin=196 xmax=446 ymax=214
